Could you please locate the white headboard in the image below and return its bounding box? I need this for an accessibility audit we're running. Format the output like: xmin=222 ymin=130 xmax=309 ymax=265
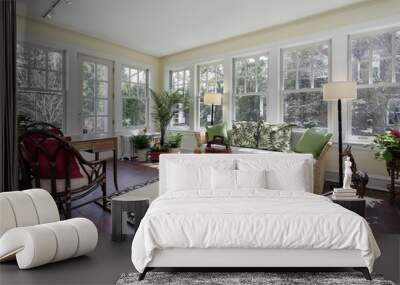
xmin=159 ymin=153 xmax=314 ymax=195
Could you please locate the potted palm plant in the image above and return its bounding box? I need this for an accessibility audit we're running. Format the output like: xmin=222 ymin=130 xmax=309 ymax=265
xmin=149 ymin=89 xmax=188 ymax=162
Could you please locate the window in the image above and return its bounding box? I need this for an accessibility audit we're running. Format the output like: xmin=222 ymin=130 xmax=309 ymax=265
xmin=198 ymin=62 xmax=224 ymax=127
xmin=170 ymin=69 xmax=190 ymax=128
xmin=233 ymin=53 xmax=268 ymax=121
xmin=281 ymin=42 xmax=330 ymax=129
xmin=349 ymin=29 xmax=400 ymax=138
xmin=121 ymin=66 xmax=148 ymax=128
xmin=16 ymin=43 xmax=65 ymax=128
xmin=80 ymin=55 xmax=113 ymax=134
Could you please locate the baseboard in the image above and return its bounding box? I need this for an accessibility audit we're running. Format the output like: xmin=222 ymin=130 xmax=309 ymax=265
xmin=325 ymin=170 xmax=390 ymax=192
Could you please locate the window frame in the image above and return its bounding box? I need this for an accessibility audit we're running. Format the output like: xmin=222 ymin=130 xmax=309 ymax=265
xmin=232 ymin=52 xmax=269 ymax=122
xmin=16 ymin=41 xmax=67 ymax=130
xmin=196 ymin=61 xmax=224 ymax=129
xmin=279 ymin=40 xmax=332 ymax=129
xmin=169 ymin=68 xmax=191 ymax=130
xmin=121 ymin=65 xmax=149 ymax=130
xmin=347 ymin=27 xmax=400 ymax=143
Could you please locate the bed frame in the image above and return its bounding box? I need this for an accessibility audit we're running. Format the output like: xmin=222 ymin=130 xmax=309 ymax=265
xmin=138 ymin=248 xmax=371 ymax=280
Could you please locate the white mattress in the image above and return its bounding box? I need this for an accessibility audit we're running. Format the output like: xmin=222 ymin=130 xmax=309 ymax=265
xmin=131 ymin=190 xmax=380 ymax=273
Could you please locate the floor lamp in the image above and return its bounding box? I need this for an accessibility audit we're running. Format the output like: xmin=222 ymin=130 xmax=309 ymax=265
xmin=204 ymin=93 xmax=222 ymax=125
xmin=323 ymin=81 xmax=357 ymax=187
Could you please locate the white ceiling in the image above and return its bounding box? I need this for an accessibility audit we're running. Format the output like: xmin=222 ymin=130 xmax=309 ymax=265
xmin=17 ymin=0 xmax=366 ymax=57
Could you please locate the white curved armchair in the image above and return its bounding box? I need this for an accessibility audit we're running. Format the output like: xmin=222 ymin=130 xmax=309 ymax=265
xmin=0 ymin=189 xmax=98 ymax=269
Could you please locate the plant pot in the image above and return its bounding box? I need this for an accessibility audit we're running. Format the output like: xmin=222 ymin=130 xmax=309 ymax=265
xmin=169 ymin=147 xmax=181 ymax=154
xmin=136 ymin=149 xmax=148 ymax=161
xmin=148 ymin=150 xmax=169 ymax=163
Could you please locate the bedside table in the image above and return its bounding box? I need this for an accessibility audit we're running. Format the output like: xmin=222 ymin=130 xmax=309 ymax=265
xmin=332 ymin=198 xmax=366 ymax=218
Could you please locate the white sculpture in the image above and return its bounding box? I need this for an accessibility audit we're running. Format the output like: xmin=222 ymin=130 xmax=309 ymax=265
xmin=343 ymin=156 xmax=353 ymax=189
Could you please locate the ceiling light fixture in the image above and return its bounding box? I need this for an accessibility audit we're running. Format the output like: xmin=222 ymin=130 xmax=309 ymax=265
xmin=42 ymin=0 xmax=72 ymax=20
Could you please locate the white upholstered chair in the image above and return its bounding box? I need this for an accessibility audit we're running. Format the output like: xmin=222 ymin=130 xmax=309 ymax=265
xmin=0 ymin=189 xmax=98 ymax=269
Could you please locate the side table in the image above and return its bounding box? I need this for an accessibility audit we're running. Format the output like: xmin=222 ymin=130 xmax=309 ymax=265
xmin=332 ymin=197 xmax=366 ymax=218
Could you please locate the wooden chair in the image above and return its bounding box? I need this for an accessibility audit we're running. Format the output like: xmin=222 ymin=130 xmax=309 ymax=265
xmin=18 ymin=130 xmax=107 ymax=218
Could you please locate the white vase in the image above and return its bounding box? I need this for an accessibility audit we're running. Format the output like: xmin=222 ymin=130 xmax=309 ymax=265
xmin=169 ymin=148 xmax=181 ymax=154
xmin=136 ymin=149 xmax=148 ymax=161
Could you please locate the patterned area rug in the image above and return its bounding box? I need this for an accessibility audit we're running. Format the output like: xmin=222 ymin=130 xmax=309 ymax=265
xmin=116 ymin=271 xmax=395 ymax=285
xmin=96 ymin=177 xmax=159 ymax=212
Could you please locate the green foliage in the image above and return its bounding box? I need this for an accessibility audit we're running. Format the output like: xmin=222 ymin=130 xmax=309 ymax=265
xmin=150 ymin=89 xmax=189 ymax=147
xmin=167 ymin=133 xmax=183 ymax=148
xmin=131 ymin=135 xmax=151 ymax=149
xmin=369 ymin=129 xmax=400 ymax=161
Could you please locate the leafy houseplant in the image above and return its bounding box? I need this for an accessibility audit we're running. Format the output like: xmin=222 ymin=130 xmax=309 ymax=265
xmin=131 ymin=135 xmax=151 ymax=161
xmin=370 ymin=129 xmax=400 ymax=161
xmin=167 ymin=133 xmax=183 ymax=153
xmin=148 ymin=89 xmax=188 ymax=161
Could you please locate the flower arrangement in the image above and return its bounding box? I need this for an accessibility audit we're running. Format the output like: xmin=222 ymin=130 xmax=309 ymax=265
xmin=370 ymin=128 xmax=400 ymax=161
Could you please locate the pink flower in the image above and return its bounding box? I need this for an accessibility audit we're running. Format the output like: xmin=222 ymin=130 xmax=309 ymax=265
xmin=391 ymin=129 xmax=400 ymax=139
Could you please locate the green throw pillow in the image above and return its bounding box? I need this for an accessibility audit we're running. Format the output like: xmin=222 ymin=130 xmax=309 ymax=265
xmin=206 ymin=123 xmax=228 ymax=143
xmin=294 ymin=129 xmax=332 ymax=158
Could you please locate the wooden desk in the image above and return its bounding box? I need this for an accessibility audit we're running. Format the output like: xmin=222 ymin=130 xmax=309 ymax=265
xmin=70 ymin=135 xmax=119 ymax=192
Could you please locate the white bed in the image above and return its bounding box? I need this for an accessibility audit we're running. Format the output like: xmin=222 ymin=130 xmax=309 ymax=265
xmin=131 ymin=154 xmax=380 ymax=280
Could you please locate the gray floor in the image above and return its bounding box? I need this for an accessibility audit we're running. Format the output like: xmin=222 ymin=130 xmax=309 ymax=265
xmin=1 ymin=231 xmax=399 ymax=285
xmin=0 ymin=229 xmax=133 ymax=285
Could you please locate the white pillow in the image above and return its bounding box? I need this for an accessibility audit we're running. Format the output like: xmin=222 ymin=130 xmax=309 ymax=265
xmin=167 ymin=163 xmax=211 ymax=191
xmin=237 ymin=169 xmax=267 ymax=189
xmin=267 ymin=162 xmax=307 ymax=191
xmin=212 ymin=168 xmax=237 ymax=191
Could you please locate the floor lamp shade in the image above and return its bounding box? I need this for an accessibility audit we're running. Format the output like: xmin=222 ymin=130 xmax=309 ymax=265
xmin=204 ymin=93 xmax=222 ymax=125
xmin=323 ymin=81 xmax=357 ymax=101
xmin=323 ymin=81 xmax=357 ymax=188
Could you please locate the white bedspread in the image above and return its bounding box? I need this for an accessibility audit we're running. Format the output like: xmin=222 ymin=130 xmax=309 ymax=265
xmin=131 ymin=190 xmax=380 ymax=273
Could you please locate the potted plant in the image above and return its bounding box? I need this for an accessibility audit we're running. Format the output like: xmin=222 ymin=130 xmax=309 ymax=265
xmin=148 ymin=89 xmax=188 ymax=162
xmin=167 ymin=133 xmax=183 ymax=153
xmin=370 ymin=128 xmax=400 ymax=161
xmin=131 ymin=134 xmax=151 ymax=161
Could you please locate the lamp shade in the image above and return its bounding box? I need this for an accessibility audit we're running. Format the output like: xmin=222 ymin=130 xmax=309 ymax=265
xmin=204 ymin=93 xmax=222 ymax=106
xmin=323 ymin=81 xmax=357 ymax=101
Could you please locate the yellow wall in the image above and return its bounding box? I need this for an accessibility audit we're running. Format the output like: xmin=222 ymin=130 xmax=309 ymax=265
xmin=17 ymin=16 xmax=162 ymax=91
xmin=161 ymin=0 xmax=400 ymax=66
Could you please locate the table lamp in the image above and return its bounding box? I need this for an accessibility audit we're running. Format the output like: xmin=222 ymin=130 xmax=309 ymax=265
xmin=204 ymin=93 xmax=222 ymax=125
xmin=323 ymin=81 xmax=357 ymax=187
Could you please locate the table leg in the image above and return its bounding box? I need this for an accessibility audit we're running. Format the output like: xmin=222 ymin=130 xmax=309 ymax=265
xmin=111 ymin=201 xmax=123 ymax=242
xmin=113 ymin=149 xmax=119 ymax=192
xmin=95 ymin=152 xmax=99 ymax=160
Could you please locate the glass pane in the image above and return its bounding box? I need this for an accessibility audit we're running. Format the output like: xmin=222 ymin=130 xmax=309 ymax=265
xmin=352 ymin=86 xmax=400 ymax=136
xmin=284 ymin=70 xmax=296 ymax=90
xmin=96 ymin=64 xmax=108 ymax=81
xmin=122 ymin=98 xmax=146 ymax=127
xmin=31 ymin=47 xmax=46 ymax=69
xmin=372 ymin=32 xmax=392 ymax=59
xmin=184 ymin=70 xmax=190 ymax=85
xmin=200 ymin=103 xmax=222 ymax=127
xmin=48 ymin=51 xmax=62 ymax=70
xmin=83 ymin=61 xmax=95 ymax=80
xmin=284 ymin=51 xmax=297 ymax=70
xmin=83 ymin=79 xmax=94 ymax=97
xmin=129 ymin=83 xmax=138 ymax=97
xmin=96 ymin=99 xmax=108 ymax=116
xmin=48 ymin=71 xmax=62 ymax=90
xmin=352 ymin=60 xmax=369 ymax=84
xmin=138 ymin=85 xmax=146 ymax=99
xmin=96 ymin=81 xmax=108 ymax=98
xmin=235 ymin=95 xmax=266 ymax=121
xmin=298 ymin=70 xmax=311 ymax=89
xmin=284 ymin=91 xmax=327 ymax=129
xmin=236 ymin=77 xmax=245 ymax=94
xmin=17 ymin=91 xmax=36 ymax=126
xmin=130 ymin=68 xmax=138 ymax=83
xmin=171 ymin=102 xmax=190 ymax=128
xmin=372 ymin=58 xmax=392 ymax=83
xmin=396 ymin=31 xmax=400 ymax=56
xmin=30 ymin=69 xmax=46 ymax=89
xmin=138 ymin=70 xmax=146 ymax=84
xmin=16 ymin=44 xmax=29 ymax=66
xmin=351 ymin=38 xmax=369 ymax=62
xmin=34 ymin=94 xmax=63 ymax=127
xmin=257 ymin=56 xmax=268 ymax=92
xmin=396 ymin=57 xmax=400 ymax=83
xmin=16 ymin=67 xmax=28 ymax=88
xmin=96 ymin=117 xmax=108 ymax=133
xmin=82 ymin=98 xmax=94 ymax=115
xmin=121 ymin=82 xmax=129 ymax=97
xmin=122 ymin=67 xmax=130 ymax=82
xmin=83 ymin=117 xmax=95 ymax=134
